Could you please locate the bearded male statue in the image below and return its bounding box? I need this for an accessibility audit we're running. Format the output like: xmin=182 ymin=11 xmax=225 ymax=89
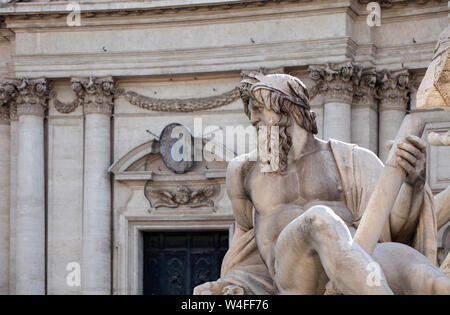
xmin=194 ymin=72 xmax=450 ymax=295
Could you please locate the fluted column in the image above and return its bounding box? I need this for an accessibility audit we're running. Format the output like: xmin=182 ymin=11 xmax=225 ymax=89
xmin=378 ymin=70 xmax=409 ymax=162
xmin=352 ymin=68 xmax=378 ymax=153
xmin=309 ymin=62 xmax=358 ymax=142
xmin=14 ymin=78 xmax=49 ymax=295
xmin=79 ymin=76 xmax=117 ymax=295
xmin=0 ymin=102 xmax=10 ymax=294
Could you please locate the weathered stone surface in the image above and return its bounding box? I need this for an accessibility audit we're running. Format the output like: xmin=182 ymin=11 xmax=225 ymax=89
xmin=47 ymin=117 xmax=83 ymax=295
xmin=195 ymin=73 xmax=448 ymax=295
xmin=0 ymin=0 xmax=449 ymax=295
xmin=417 ymin=26 xmax=450 ymax=110
xmin=82 ymin=87 xmax=115 ymax=295
xmin=16 ymin=114 xmax=46 ymax=295
xmin=13 ymin=77 xmax=49 ymax=295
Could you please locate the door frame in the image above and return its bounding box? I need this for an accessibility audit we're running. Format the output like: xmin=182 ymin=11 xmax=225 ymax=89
xmin=115 ymin=215 xmax=235 ymax=295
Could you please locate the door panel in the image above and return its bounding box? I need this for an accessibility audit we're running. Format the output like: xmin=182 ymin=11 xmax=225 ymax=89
xmin=143 ymin=231 xmax=228 ymax=295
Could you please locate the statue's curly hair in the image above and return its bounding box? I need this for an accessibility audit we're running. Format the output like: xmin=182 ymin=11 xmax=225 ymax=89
xmin=239 ymin=73 xmax=318 ymax=135
xmin=239 ymin=73 xmax=318 ymax=174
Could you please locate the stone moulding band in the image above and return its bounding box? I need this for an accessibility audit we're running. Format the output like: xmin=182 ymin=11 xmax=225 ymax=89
xmin=0 ymin=0 xmax=302 ymax=17
xmin=124 ymin=87 xmax=240 ymax=112
xmin=358 ymin=0 xmax=447 ymax=8
xmin=0 ymin=0 xmax=446 ymax=18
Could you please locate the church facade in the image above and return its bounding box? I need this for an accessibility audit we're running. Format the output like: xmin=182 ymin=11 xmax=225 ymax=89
xmin=0 ymin=0 xmax=449 ymax=295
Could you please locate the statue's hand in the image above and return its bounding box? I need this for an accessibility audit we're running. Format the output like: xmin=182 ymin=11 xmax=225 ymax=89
xmin=395 ymin=135 xmax=426 ymax=190
xmin=193 ymin=281 xmax=244 ymax=295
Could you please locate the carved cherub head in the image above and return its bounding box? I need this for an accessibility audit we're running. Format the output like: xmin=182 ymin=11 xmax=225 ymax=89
xmin=173 ymin=185 xmax=191 ymax=205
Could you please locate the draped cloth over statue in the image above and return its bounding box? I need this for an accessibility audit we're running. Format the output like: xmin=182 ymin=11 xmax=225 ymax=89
xmin=218 ymin=139 xmax=438 ymax=294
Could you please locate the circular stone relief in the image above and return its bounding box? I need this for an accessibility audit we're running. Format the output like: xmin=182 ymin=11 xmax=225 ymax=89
xmin=159 ymin=123 xmax=194 ymax=174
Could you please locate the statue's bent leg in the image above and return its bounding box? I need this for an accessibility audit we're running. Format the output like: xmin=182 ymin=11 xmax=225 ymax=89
xmin=373 ymin=242 xmax=450 ymax=295
xmin=274 ymin=205 xmax=393 ymax=295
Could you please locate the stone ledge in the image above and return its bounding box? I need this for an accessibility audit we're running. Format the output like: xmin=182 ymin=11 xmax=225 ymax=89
xmin=0 ymin=0 xmax=305 ymax=15
xmin=359 ymin=0 xmax=447 ymax=8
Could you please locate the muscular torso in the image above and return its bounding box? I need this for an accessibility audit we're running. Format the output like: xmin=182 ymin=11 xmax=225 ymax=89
xmin=242 ymin=144 xmax=355 ymax=275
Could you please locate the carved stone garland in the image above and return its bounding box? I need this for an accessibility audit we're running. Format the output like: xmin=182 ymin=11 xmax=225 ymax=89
xmin=53 ymin=76 xmax=241 ymax=114
xmin=125 ymin=67 xmax=284 ymax=112
xmin=54 ymin=76 xmax=122 ymax=114
xmin=125 ymin=88 xmax=241 ymax=113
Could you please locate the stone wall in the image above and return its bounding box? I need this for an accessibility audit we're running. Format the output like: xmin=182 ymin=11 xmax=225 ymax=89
xmin=0 ymin=0 xmax=449 ymax=294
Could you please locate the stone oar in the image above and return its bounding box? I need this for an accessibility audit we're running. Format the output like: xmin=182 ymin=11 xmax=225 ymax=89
xmin=353 ymin=114 xmax=425 ymax=255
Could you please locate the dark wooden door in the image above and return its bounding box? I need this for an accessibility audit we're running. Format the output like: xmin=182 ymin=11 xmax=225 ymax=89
xmin=143 ymin=231 xmax=229 ymax=295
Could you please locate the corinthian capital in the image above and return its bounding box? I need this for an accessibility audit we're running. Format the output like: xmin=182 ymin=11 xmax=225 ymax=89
xmin=0 ymin=79 xmax=19 ymax=123
xmin=1 ymin=78 xmax=50 ymax=118
xmin=308 ymin=61 xmax=361 ymax=104
xmin=0 ymin=105 xmax=9 ymax=124
xmin=353 ymin=68 xmax=378 ymax=110
xmin=377 ymin=69 xmax=409 ymax=112
xmin=0 ymin=79 xmax=19 ymax=106
xmin=54 ymin=76 xmax=121 ymax=115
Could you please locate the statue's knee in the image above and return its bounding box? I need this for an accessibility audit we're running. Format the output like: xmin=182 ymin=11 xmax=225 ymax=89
xmin=282 ymin=205 xmax=340 ymax=241
xmin=303 ymin=206 xmax=335 ymax=232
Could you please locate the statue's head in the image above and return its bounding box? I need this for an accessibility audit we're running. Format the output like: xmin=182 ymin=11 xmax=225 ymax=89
xmin=239 ymin=73 xmax=317 ymax=173
xmin=240 ymin=72 xmax=317 ymax=133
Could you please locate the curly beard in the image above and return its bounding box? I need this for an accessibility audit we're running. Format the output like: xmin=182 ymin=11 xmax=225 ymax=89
xmin=257 ymin=122 xmax=291 ymax=175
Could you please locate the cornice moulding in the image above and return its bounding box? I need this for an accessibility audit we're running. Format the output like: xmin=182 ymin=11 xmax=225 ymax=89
xmin=2 ymin=1 xmax=354 ymax=30
xmin=0 ymin=0 xmax=309 ymax=16
xmin=0 ymin=0 xmax=445 ymax=20
xmin=358 ymin=0 xmax=447 ymax=8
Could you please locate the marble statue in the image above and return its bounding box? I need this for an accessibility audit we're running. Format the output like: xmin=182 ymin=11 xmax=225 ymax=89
xmin=415 ymin=22 xmax=450 ymax=278
xmin=193 ymin=72 xmax=450 ymax=295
